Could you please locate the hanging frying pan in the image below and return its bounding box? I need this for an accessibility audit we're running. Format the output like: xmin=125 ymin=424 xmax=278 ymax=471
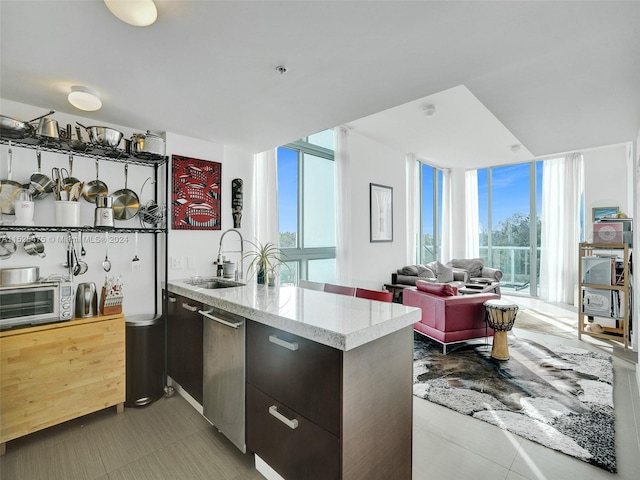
xmin=111 ymin=162 xmax=140 ymax=220
xmin=0 ymin=142 xmax=24 ymax=214
xmin=0 ymin=110 xmax=54 ymax=139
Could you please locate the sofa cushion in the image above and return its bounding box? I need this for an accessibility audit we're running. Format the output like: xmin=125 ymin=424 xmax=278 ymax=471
xmin=416 ymin=264 xmax=436 ymax=279
xmin=435 ymin=261 xmax=454 ymax=283
xmin=416 ymin=280 xmax=458 ymax=297
xmin=449 ymin=258 xmax=484 ymax=278
xmin=399 ymin=265 xmax=419 ymax=276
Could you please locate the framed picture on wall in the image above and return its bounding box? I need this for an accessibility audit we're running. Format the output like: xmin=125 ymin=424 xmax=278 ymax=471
xmin=592 ymin=206 xmax=619 ymax=223
xmin=370 ymin=183 xmax=393 ymax=242
xmin=172 ymin=154 xmax=222 ymax=230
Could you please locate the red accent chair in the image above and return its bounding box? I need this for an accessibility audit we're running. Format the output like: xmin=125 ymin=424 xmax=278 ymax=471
xmin=403 ymin=280 xmax=500 ymax=353
xmin=355 ymin=288 xmax=393 ymax=302
xmin=323 ymin=283 xmax=356 ymax=296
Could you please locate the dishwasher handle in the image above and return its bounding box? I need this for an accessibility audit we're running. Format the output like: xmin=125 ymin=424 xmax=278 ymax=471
xmin=199 ymin=309 xmax=243 ymax=329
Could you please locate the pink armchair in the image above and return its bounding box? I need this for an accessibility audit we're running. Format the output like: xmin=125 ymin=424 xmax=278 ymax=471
xmin=403 ymin=281 xmax=500 ymax=353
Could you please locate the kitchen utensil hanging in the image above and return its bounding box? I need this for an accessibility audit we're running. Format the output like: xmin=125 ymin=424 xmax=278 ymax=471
xmin=111 ymin=161 xmax=140 ymax=220
xmin=82 ymin=158 xmax=108 ymax=203
xmin=0 ymin=142 xmax=23 ymax=214
xmin=102 ymin=231 xmax=112 ymax=272
xmin=137 ymin=176 xmax=164 ymax=227
xmin=0 ymin=233 xmax=17 ymax=259
xmin=29 ymin=147 xmax=54 ymax=200
xmin=62 ymin=154 xmax=81 ymax=190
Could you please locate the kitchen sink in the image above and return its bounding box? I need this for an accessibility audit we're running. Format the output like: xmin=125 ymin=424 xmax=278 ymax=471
xmin=186 ymin=277 xmax=243 ymax=289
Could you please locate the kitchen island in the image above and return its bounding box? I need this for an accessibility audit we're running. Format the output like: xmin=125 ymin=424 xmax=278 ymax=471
xmin=166 ymin=279 xmax=420 ymax=480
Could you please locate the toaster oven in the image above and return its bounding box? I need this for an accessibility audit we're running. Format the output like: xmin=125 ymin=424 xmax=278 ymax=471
xmin=0 ymin=281 xmax=74 ymax=330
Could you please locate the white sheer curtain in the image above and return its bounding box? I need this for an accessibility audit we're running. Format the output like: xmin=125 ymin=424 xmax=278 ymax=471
xmin=440 ymin=168 xmax=452 ymax=262
xmin=405 ymin=154 xmax=418 ymax=265
xmin=334 ymin=127 xmax=352 ymax=284
xmin=252 ymin=149 xmax=279 ymax=246
xmin=465 ymin=169 xmax=480 ymax=258
xmin=540 ymin=153 xmax=584 ymax=304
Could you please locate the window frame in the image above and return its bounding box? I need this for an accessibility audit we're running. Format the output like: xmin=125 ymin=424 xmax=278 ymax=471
xmin=278 ymin=137 xmax=336 ymax=282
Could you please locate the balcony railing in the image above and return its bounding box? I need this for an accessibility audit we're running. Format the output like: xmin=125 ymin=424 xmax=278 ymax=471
xmin=480 ymin=245 xmax=541 ymax=292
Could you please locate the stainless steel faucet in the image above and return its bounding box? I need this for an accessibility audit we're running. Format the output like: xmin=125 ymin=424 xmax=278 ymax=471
xmin=217 ymin=229 xmax=244 ymax=280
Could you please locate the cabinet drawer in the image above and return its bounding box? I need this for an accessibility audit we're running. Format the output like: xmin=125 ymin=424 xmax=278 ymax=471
xmin=247 ymin=384 xmax=340 ymax=480
xmin=246 ymin=321 xmax=341 ymax=436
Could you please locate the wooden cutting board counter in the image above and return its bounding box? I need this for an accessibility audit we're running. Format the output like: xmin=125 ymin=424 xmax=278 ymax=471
xmin=0 ymin=314 xmax=126 ymax=454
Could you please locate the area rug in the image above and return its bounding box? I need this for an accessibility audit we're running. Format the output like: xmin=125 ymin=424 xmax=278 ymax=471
xmin=514 ymin=307 xmax=578 ymax=339
xmin=413 ymin=333 xmax=616 ymax=472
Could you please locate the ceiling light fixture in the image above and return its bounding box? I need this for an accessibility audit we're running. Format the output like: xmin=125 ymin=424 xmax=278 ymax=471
xmin=423 ymin=104 xmax=437 ymax=117
xmin=68 ymin=86 xmax=102 ymax=111
xmin=275 ymin=65 xmax=288 ymax=75
xmin=510 ymin=144 xmax=521 ymax=153
xmin=104 ymin=0 xmax=158 ymax=27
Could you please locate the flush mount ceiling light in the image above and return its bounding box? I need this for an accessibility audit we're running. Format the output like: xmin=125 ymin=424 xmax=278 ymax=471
xmin=68 ymin=86 xmax=102 ymax=111
xmin=510 ymin=144 xmax=521 ymax=153
xmin=423 ymin=104 xmax=437 ymax=117
xmin=104 ymin=0 xmax=157 ymax=27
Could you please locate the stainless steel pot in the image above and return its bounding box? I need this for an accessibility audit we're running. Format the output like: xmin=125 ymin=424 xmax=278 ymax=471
xmin=131 ymin=130 xmax=165 ymax=158
xmin=77 ymin=122 xmax=123 ymax=148
xmin=36 ymin=117 xmax=59 ymax=140
xmin=0 ymin=266 xmax=39 ymax=286
xmin=23 ymin=233 xmax=46 ymax=258
xmin=29 ymin=148 xmax=55 ymax=200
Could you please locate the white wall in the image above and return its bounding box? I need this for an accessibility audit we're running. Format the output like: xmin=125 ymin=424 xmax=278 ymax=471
xmin=0 ymin=100 xmax=253 ymax=316
xmin=164 ymin=133 xmax=254 ymax=281
xmin=583 ymin=143 xmax=631 ymax=241
xmin=345 ymin=131 xmax=408 ymax=290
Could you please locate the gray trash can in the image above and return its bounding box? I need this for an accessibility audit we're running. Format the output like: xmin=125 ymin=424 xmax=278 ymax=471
xmin=125 ymin=314 xmax=165 ymax=407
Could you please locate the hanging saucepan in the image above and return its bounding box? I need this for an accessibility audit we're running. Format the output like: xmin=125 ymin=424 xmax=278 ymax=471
xmin=28 ymin=148 xmax=54 ymax=200
xmin=76 ymin=122 xmax=123 ymax=148
xmin=62 ymin=154 xmax=81 ymax=191
xmin=23 ymin=233 xmax=46 ymax=258
xmin=0 ymin=110 xmax=54 ymax=139
xmin=0 ymin=142 xmax=23 ymax=214
xmin=111 ymin=162 xmax=140 ymax=220
xmin=131 ymin=130 xmax=166 ymax=158
xmin=82 ymin=158 xmax=108 ymax=203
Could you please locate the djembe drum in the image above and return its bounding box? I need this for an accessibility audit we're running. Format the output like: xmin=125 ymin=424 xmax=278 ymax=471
xmin=484 ymin=299 xmax=519 ymax=360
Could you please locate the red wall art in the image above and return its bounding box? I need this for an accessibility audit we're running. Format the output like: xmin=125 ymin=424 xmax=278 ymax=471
xmin=172 ymin=154 xmax=221 ymax=230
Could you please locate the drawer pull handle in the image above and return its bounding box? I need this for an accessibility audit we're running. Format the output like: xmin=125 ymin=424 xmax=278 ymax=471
xmin=269 ymin=335 xmax=298 ymax=351
xmin=269 ymin=406 xmax=299 ymax=429
xmin=182 ymin=302 xmax=198 ymax=312
xmin=168 ymin=297 xmax=177 ymax=303
xmin=199 ymin=309 xmax=243 ymax=329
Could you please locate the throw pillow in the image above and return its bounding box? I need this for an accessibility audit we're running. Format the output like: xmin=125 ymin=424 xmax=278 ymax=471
xmin=416 ymin=280 xmax=458 ymax=297
xmin=399 ymin=265 xmax=419 ymax=276
xmin=435 ymin=261 xmax=454 ymax=283
xmin=449 ymin=258 xmax=484 ymax=278
xmin=417 ymin=264 xmax=436 ymax=279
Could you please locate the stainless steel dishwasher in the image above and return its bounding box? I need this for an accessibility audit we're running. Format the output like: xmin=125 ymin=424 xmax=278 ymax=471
xmin=200 ymin=305 xmax=246 ymax=453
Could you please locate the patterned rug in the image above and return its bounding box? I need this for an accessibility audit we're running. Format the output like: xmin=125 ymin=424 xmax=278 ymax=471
xmin=413 ymin=333 xmax=616 ymax=472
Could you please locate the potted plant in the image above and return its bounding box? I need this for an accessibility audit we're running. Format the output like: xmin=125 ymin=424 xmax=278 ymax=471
xmin=243 ymin=240 xmax=288 ymax=285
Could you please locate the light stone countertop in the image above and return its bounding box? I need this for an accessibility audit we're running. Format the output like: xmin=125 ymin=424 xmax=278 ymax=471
xmin=165 ymin=279 xmax=420 ymax=351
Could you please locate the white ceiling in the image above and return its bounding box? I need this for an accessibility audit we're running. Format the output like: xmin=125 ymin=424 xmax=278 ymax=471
xmin=1 ymin=1 xmax=639 ymax=168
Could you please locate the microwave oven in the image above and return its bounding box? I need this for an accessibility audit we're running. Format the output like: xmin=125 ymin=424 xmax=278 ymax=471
xmin=0 ymin=281 xmax=74 ymax=330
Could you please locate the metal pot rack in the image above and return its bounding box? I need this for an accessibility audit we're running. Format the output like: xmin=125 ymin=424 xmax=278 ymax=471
xmin=0 ymin=136 xmax=166 ymax=167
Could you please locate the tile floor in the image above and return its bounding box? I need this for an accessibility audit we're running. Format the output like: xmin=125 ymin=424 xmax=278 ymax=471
xmin=1 ymin=298 xmax=639 ymax=480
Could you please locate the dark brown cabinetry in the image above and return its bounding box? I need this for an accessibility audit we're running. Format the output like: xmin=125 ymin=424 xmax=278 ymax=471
xmin=246 ymin=320 xmax=413 ymax=480
xmin=163 ymin=290 xmax=203 ymax=404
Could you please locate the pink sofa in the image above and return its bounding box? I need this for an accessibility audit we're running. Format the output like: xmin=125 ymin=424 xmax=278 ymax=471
xmin=403 ymin=281 xmax=500 ymax=353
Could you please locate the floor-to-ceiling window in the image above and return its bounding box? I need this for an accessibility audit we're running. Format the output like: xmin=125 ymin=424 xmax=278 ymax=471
xmin=419 ymin=161 xmax=444 ymax=263
xmin=477 ymin=162 xmax=542 ymax=296
xmin=277 ymin=130 xmax=336 ymax=284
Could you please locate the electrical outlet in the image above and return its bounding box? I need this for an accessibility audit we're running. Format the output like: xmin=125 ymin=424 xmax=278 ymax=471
xmin=170 ymin=256 xmax=179 ymax=269
xmin=175 ymin=256 xmax=184 ymax=269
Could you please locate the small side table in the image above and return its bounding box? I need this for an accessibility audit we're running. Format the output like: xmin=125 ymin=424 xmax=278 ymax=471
xmin=383 ymin=284 xmax=410 ymax=304
xmin=483 ymin=299 xmax=518 ymax=360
